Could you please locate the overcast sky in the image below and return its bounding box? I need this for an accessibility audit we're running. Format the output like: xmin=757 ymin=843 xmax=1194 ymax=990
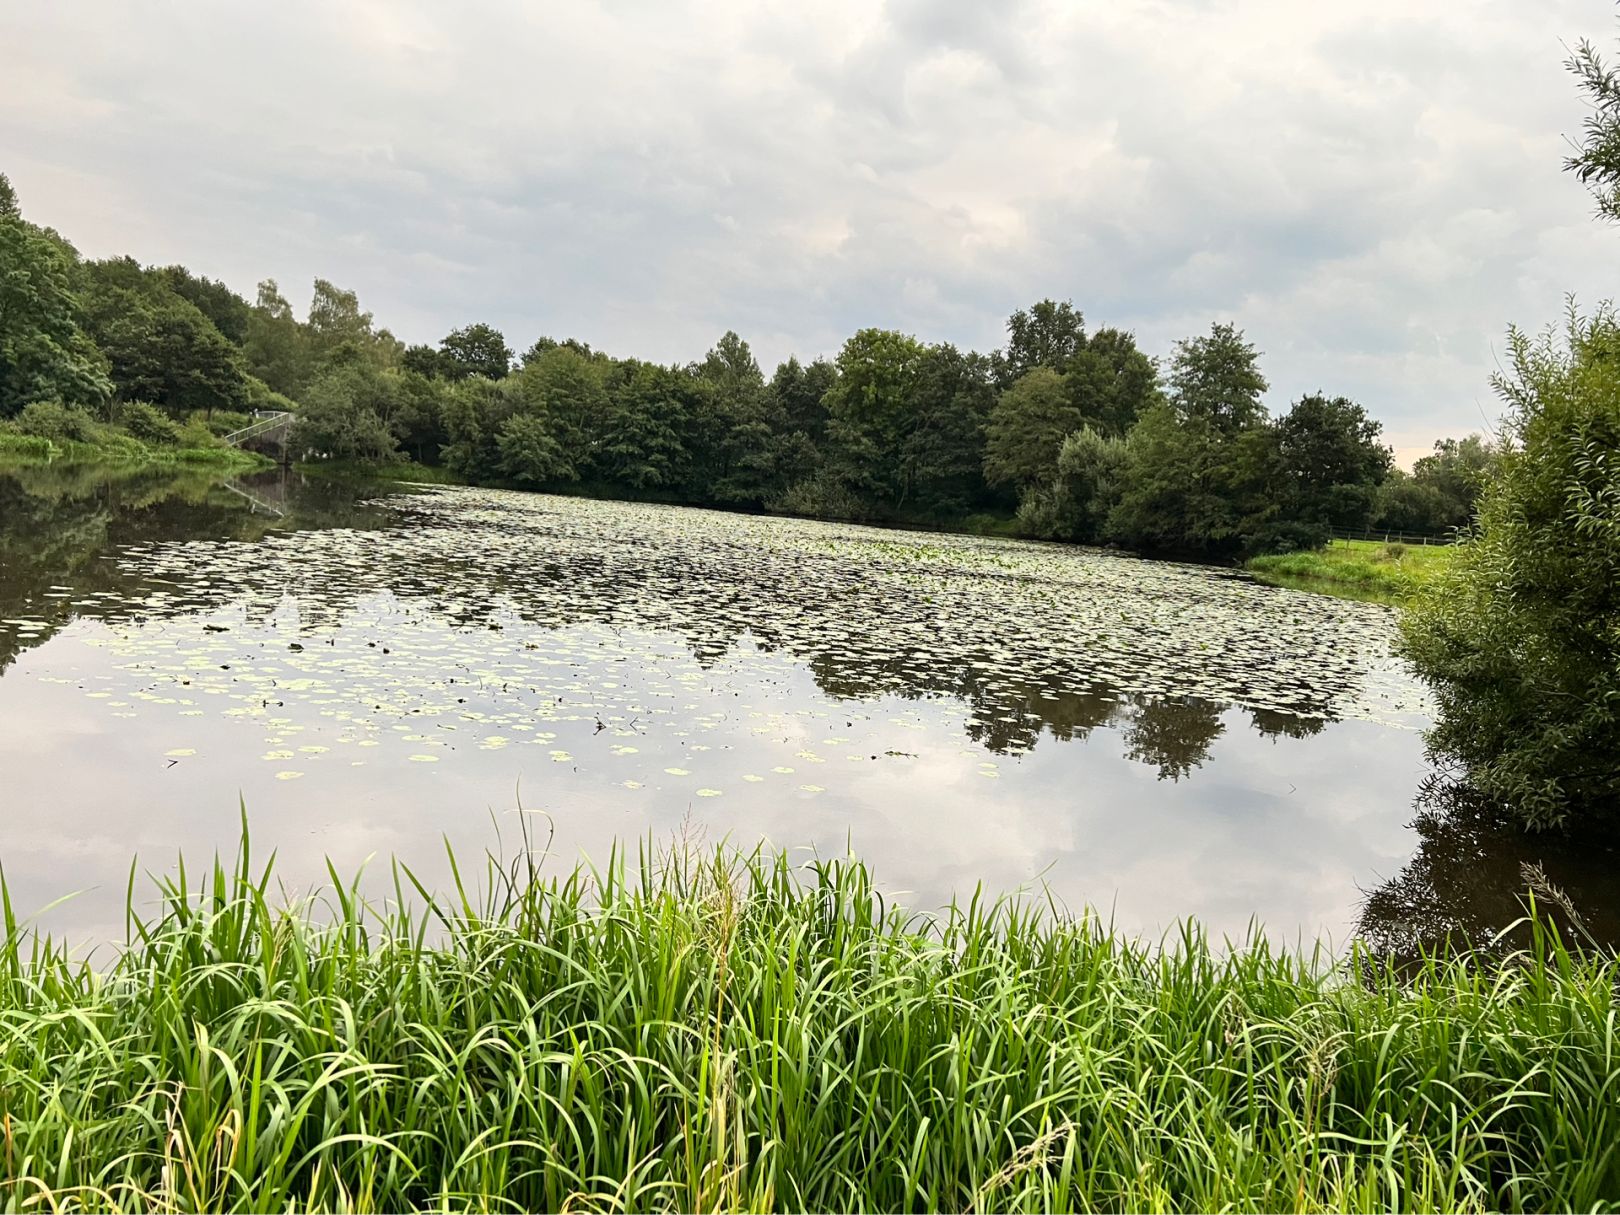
xmin=5 ymin=1 xmax=1619 ymax=461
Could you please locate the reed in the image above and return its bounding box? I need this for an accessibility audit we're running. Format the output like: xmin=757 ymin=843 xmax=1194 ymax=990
xmin=1 ymin=822 xmax=1615 ymax=1212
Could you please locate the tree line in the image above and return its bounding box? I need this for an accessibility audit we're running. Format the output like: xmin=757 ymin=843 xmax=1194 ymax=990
xmin=2 ymin=173 xmax=1493 ymax=556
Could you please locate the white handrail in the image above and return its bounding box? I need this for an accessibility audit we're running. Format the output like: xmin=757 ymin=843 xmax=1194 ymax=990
xmin=222 ymin=411 xmax=292 ymax=446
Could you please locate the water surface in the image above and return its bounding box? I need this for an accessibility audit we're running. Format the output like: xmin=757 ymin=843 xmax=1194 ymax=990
xmin=2 ymin=463 xmax=1582 ymax=950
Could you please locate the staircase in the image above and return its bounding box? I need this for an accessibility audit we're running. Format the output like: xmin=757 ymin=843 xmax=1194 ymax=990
xmin=222 ymin=411 xmax=292 ymax=447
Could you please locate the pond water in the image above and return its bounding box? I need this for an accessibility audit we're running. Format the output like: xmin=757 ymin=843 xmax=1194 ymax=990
xmin=1 ymin=463 xmax=1613 ymax=951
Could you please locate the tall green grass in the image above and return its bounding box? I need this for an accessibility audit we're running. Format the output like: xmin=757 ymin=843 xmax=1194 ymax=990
xmin=1247 ymin=540 xmax=1457 ymax=603
xmin=1 ymin=825 xmax=1616 ymax=1212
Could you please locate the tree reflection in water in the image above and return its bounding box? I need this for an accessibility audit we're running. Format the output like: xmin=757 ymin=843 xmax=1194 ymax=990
xmin=1357 ymin=775 xmax=1620 ymax=967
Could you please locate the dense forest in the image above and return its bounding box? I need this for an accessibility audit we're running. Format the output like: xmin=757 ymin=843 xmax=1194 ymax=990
xmin=2 ymin=172 xmax=1492 ymax=556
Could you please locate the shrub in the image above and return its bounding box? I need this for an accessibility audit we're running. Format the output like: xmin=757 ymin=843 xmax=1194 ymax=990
xmin=13 ymin=399 xmax=96 ymax=444
xmin=196 ymin=409 xmax=252 ymax=437
xmin=117 ymin=400 xmax=183 ymax=446
xmin=1399 ymin=305 xmax=1620 ymax=828
xmin=177 ymin=417 xmax=219 ymax=449
xmin=770 ymin=472 xmax=868 ymax=521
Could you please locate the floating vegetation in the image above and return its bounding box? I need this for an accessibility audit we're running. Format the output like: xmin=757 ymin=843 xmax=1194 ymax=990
xmin=0 ymin=472 xmax=1449 ymax=944
xmin=0 ymin=484 xmax=1429 ymax=804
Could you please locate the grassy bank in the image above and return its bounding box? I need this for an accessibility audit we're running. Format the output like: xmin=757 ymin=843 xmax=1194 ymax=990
xmin=2 ymin=834 xmax=1616 ymax=1212
xmin=1246 ymin=538 xmax=1457 ymax=602
xmin=0 ymin=427 xmax=271 ymax=473
xmin=298 ymin=457 xmax=471 ymax=485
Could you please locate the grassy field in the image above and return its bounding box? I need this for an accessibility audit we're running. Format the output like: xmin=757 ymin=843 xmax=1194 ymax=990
xmin=1 ymin=829 xmax=1616 ymax=1212
xmin=1246 ymin=538 xmax=1457 ymax=602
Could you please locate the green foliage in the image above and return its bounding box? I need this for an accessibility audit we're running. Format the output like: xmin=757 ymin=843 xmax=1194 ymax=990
xmin=438 ymin=322 xmax=512 ymax=380
xmin=116 ymin=399 xmax=183 ymax=446
xmin=13 ymin=399 xmax=96 ymax=443
xmin=768 ymin=354 xmax=836 ymax=444
xmin=243 ymin=374 xmax=298 ymax=417
xmin=1374 ymin=468 xmax=1455 ymax=533
xmin=821 ymin=328 xmax=928 ymax=508
xmin=1273 ymin=393 xmax=1391 ymax=529
xmin=602 ymin=361 xmax=692 ymax=489
xmin=496 ymin=403 xmax=575 ymax=486
xmin=0 ymin=174 xmax=112 ymax=416
xmin=1400 ymin=306 xmax=1620 ymax=828
xmin=3 ymin=831 xmax=1620 ymax=1212
xmin=242 ymin=279 xmax=311 ymax=396
xmin=159 ymin=264 xmax=252 ymax=344
xmin=1066 ymin=326 xmax=1159 ymax=436
xmin=1016 ymin=426 xmax=1129 ymax=542
xmin=994 ymin=297 xmax=1087 ymax=385
xmin=79 ymin=258 xmax=251 ymax=414
xmin=985 ymin=366 xmax=1084 ymax=492
xmin=1166 ymin=321 xmax=1268 ymax=433
xmin=292 ymin=364 xmax=405 ymax=463
xmin=0 ymin=427 xmax=57 ymax=459
xmin=898 ymin=343 xmax=995 ymax=515
xmin=1566 ymin=35 xmax=1620 ymax=220
xmin=1107 ymin=404 xmax=1244 ymax=554
xmin=0 ymin=180 xmax=1412 ymax=551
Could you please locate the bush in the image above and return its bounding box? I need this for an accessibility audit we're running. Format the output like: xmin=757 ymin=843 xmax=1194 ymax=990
xmin=1017 ymin=426 xmax=1129 ymax=543
xmin=13 ymin=399 xmax=96 ymax=444
xmin=194 ymin=408 xmax=252 ymax=437
xmin=117 ymin=400 xmax=183 ymax=446
xmin=177 ymin=417 xmax=219 ymax=449
xmin=1399 ymin=306 xmax=1620 ymax=828
xmin=770 ymin=472 xmax=869 ymax=521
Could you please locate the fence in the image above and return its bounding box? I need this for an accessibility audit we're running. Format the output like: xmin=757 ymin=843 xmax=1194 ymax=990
xmin=1325 ymin=524 xmax=1457 ymax=547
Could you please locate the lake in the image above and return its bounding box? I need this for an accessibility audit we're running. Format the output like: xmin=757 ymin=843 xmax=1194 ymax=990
xmin=1 ymin=463 xmax=1612 ymax=951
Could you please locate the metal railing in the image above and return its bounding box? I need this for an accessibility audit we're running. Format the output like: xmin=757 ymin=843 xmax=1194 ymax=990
xmin=222 ymin=411 xmax=292 ymax=446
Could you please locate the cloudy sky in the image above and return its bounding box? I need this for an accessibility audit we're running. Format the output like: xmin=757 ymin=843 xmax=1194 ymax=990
xmin=5 ymin=1 xmax=1619 ymax=461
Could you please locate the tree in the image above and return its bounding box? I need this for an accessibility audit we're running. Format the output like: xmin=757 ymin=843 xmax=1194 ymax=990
xmin=401 ymin=343 xmax=445 ymax=378
xmin=0 ymin=174 xmax=111 ymax=416
xmin=995 ymin=299 xmax=1086 ymax=386
xmin=243 ymin=279 xmax=311 ymax=397
xmin=305 ymin=278 xmax=393 ymax=377
xmin=1411 ymin=435 xmax=1500 ymax=524
xmin=1107 ymin=403 xmax=1241 ymax=554
xmin=697 ymin=330 xmax=763 ymax=395
xmin=439 ymin=323 xmax=512 ymax=381
xmin=1067 ymin=327 xmax=1159 ymax=436
xmin=1566 ymin=35 xmax=1620 ymax=220
xmin=1016 ymin=426 xmax=1129 ymax=543
xmin=1399 ymin=307 xmax=1620 ymax=828
xmin=79 ymin=259 xmax=249 ymax=415
xmin=1167 ymin=322 xmax=1268 ymax=433
xmin=159 ymin=266 xmax=251 ymax=345
xmin=511 ymin=345 xmax=609 ymax=477
xmin=600 ymin=362 xmax=691 ymax=490
xmin=692 ymin=332 xmax=770 ymax=501
xmin=291 ymin=363 xmax=402 ymax=461
xmin=1374 ymin=468 xmax=1454 ymax=534
xmin=768 ymin=355 xmax=835 ymax=445
xmin=900 ymin=344 xmax=995 ymax=515
xmin=1273 ymin=393 xmax=1391 ymax=532
xmin=822 ymin=328 xmax=926 ymax=508
xmin=984 ymin=367 xmax=1083 ymax=493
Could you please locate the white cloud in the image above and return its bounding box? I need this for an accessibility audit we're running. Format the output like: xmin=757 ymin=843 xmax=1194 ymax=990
xmin=3 ymin=0 xmax=1617 ymax=447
